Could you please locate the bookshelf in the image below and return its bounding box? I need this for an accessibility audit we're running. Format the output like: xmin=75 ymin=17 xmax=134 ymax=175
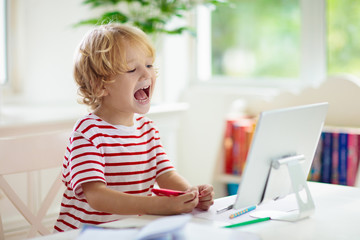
xmin=213 ymin=74 xmax=360 ymax=197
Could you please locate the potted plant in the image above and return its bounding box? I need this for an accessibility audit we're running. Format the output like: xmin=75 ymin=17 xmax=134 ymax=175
xmin=75 ymin=0 xmax=227 ymax=36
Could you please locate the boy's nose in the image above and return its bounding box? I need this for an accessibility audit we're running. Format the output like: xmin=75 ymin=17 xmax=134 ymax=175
xmin=140 ymin=67 xmax=151 ymax=79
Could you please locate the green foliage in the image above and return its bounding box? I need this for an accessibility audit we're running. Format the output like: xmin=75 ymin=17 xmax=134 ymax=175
xmin=327 ymin=0 xmax=360 ymax=76
xmin=212 ymin=0 xmax=360 ymax=79
xmin=76 ymin=0 xmax=228 ymax=35
xmin=211 ymin=0 xmax=300 ymax=78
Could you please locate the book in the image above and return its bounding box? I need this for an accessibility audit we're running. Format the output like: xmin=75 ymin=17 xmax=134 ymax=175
xmin=223 ymin=119 xmax=236 ymax=174
xmin=338 ymin=132 xmax=348 ymax=185
xmin=231 ymin=123 xmax=242 ymax=175
xmin=321 ymin=132 xmax=333 ymax=183
xmin=310 ymin=137 xmax=323 ymax=182
xmin=355 ymin=134 xmax=360 ymax=186
xmin=224 ymin=121 xmax=360 ymax=187
xmin=331 ymin=132 xmax=339 ymax=184
xmin=347 ymin=133 xmax=359 ymax=186
xmin=223 ymin=116 xmax=256 ymax=176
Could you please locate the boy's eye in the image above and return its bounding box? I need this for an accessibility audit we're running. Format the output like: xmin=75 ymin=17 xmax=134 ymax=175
xmin=127 ymin=68 xmax=136 ymax=73
xmin=146 ymin=64 xmax=153 ymax=68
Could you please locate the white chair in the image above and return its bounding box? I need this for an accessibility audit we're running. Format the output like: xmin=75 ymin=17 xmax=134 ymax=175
xmin=0 ymin=130 xmax=69 ymax=239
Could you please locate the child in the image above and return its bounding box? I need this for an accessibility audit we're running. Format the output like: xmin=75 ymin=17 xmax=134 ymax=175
xmin=54 ymin=23 xmax=214 ymax=232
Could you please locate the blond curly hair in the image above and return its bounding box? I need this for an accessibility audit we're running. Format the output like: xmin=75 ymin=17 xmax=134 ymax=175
xmin=73 ymin=24 xmax=156 ymax=110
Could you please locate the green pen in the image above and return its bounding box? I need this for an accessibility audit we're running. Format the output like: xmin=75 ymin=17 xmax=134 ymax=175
xmin=223 ymin=217 xmax=271 ymax=228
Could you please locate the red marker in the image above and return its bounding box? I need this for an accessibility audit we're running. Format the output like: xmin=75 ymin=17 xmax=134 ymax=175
xmin=151 ymin=188 xmax=186 ymax=197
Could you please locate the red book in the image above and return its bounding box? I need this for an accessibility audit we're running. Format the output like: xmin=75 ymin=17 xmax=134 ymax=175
xmin=231 ymin=123 xmax=241 ymax=174
xmin=224 ymin=119 xmax=236 ymax=174
xmin=347 ymin=133 xmax=359 ymax=186
xmin=238 ymin=120 xmax=254 ymax=174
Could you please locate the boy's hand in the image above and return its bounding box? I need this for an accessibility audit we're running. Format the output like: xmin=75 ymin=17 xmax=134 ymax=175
xmin=150 ymin=189 xmax=199 ymax=215
xmin=195 ymin=184 xmax=214 ymax=211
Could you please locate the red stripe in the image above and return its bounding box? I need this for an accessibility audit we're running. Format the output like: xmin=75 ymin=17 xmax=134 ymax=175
xmin=61 ymin=203 xmax=111 ymax=216
xmin=137 ymin=121 xmax=152 ymax=130
xmin=70 ymin=143 xmax=95 ymax=152
xmin=105 ymin=166 xmax=156 ymax=176
xmin=63 ymin=192 xmax=88 ymax=203
xmin=158 ymin=159 xmax=171 ymax=165
xmin=73 ymin=176 xmax=106 ymax=189
xmin=74 ymin=117 xmax=102 ymax=132
xmin=89 ymin=128 xmax=157 ymax=141
xmin=104 ymin=145 xmax=162 ymax=157
xmin=97 ymin=136 xmax=159 ymax=148
xmin=55 ymin=219 xmax=77 ymax=231
xmin=71 ymin=168 xmax=104 ymax=181
xmin=136 ymin=116 xmax=144 ymax=121
xmin=71 ymin=135 xmax=84 ymax=143
xmin=107 ymin=175 xmax=156 ymax=186
xmin=54 ymin=225 xmax=64 ymax=232
xmin=124 ymin=185 xmax=154 ymax=194
xmin=157 ymin=166 xmax=174 ymax=175
xmin=59 ymin=212 xmax=104 ymax=225
xmin=82 ymin=124 xmax=117 ymax=134
xmin=70 ymin=152 xmax=103 ymax=161
xmin=70 ymin=160 xmax=105 ymax=171
xmin=106 ymin=152 xmax=165 ymax=166
xmin=64 ymin=161 xmax=103 ymax=180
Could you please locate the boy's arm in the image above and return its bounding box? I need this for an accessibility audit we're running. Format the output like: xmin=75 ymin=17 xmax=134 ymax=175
xmin=82 ymin=181 xmax=198 ymax=215
xmin=155 ymin=170 xmax=193 ymax=191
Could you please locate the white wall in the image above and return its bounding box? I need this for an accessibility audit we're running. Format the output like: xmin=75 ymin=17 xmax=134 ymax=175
xmin=176 ymin=86 xmax=278 ymax=187
xmin=6 ymin=0 xmax=99 ymax=105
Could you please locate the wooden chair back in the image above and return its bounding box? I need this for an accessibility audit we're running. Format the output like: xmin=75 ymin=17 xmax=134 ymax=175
xmin=0 ymin=130 xmax=69 ymax=239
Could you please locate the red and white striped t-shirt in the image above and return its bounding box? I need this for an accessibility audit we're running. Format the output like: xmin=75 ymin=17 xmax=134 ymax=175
xmin=54 ymin=113 xmax=174 ymax=232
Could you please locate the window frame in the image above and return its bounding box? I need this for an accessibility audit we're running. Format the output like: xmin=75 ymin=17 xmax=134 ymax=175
xmin=195 ymin=0 xmax=326 ymax=89
xmin=0 ymin=0 xmax=7 ymax=85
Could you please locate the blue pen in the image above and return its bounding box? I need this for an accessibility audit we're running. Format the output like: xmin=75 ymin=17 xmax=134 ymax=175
xmin=229 ymin=206 xmax=256 ymax=219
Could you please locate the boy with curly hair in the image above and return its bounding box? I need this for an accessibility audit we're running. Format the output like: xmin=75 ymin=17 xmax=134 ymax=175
xmin=54 ymin=24 xmax=214 ymax=232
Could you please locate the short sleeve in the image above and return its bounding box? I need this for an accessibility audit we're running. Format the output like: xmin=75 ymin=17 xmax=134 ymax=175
xmin=152 ymin=125 xmax=175 ymax=177
xmin=63 ymin=131 xmax=106 ymax=198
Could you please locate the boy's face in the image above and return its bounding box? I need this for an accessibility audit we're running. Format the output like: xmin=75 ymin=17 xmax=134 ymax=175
xmin=101 ymin=43 xmax=156 ymax=122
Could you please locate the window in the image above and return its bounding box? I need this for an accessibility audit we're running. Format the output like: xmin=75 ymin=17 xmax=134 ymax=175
xmin=211 ymin=0 xmax=300 ymax=81
xmin=0 ymin=0 xmax=7 ymax=84
xmin=327 ymin=0 xmax=360 ymax=76
xmin=197 ymin=0 xmax=359 ymax=87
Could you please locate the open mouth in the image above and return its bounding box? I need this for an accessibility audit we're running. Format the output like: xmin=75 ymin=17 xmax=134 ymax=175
xmin=134 ymin=85 xmax=150 ymax=103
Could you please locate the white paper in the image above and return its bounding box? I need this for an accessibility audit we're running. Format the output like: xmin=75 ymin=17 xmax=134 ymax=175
xmin=76 ymin=228 xmax=138 ymax=240
xmin=135 ymin=214 xmax=191 ymax=240
xmin=76 ymin=213 xmax=261 ymax=240
xmin=192 ymin=193 xmax=299 ymax=225
xmin=76 ymin=215 xmax=192 ymax=240
xmin=192 ymin=195 xmax=255 ymax=225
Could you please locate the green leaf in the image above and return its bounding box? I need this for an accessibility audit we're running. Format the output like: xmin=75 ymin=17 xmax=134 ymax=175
xmin=74 ymin=11 xmax=129 ymax=27
xmin=74 ymin=18 xmax=102 ymax=27
xmin=75 ymin=0 xmax=230 ymax=36
xmin=101 ymin=11 xmax=129 ymax=23
xmin=82 ymin=0 xmax=126 ymax=8
xmin=163 ymin=26 xmax=196 ymax=36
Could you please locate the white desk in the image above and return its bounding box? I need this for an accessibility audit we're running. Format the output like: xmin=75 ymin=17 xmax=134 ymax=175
xmin=212 ymin=181 xmax=360 ymax=240
xmin=30 ymin=182 xmax=360 ymax=240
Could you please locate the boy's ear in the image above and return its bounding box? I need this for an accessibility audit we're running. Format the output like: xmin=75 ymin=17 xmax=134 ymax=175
xmin=101 ymin=84 xmax=109 ymax=97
